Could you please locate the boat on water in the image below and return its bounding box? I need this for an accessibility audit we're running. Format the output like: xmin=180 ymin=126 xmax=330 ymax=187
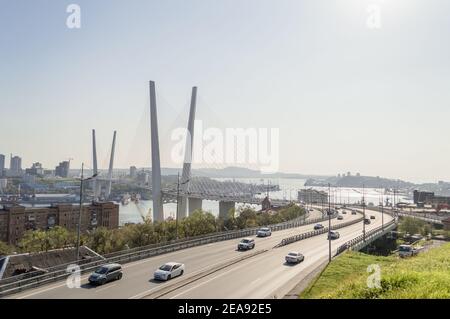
xmin=131 ymin=193 xmax=141 ymax=203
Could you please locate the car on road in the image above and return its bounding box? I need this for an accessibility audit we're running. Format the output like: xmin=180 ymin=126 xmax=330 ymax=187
xmin=351 ymin=210 xmax=357 ymax=215
xmin=337 ymin=215 xmax=344 ymax=220
xmin=154 ymin=262 xmax=185 ymax=281
xmin=370 ymin=215 xmax=376 ymax=219
xmin=256 ymin=227 xmax=272 ymax=237
xmin=328 ymin=231 xmax=340 ymax=240
xmin=314 ymin=224 xmax=324 ymax=230
xmin=237 ymin=238 xmax=255 ymax=250
xmin=88 ymin=263 xmax=123 ymax=285
xmin=342 ymin=210 xmax=347 ymax=214
xmin=398 ymin=245 xmax=419 ymax=258
xmin=309 ymin=208 xmax=314 ymax=212
xmin=364 ymin=218 xmax=371 ymax=225
xmin=285 ymin=252 xmax=305 ymax=264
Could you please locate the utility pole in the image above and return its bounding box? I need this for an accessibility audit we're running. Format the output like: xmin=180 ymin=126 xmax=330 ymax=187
xmin=176 ymin=173 xmax=180 ymax=240
xmin=362 ymin=184 xmax=366 ymax=242
xmin=75 ymin=163 xmax=97 ymax=261
xmin=381 ymin=186 xmax=384 ymax=231
xmin=328 ymin=183 xmax=332 ymax=262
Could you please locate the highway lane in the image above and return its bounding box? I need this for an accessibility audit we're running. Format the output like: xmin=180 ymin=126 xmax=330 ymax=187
xmin=161 ymin=209 xmax=392 ymax=299
xmin=6 ymin=209 xmax=363 ymax=299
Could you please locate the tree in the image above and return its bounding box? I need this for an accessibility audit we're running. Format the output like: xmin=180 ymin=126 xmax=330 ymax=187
xmin=182 ymin=210 xmax=217 ymax=237
xmin=399 ymin=217 xmax=425 ymax=235
xmin=18 ymin=230 xmax=51 ymax=252
xmin=0 ymin=241 xmax=14 ymax=256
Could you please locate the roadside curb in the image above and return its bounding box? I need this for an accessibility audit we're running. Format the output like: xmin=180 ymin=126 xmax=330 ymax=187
xmin=283 ymin=258 xmax=329 ymax=299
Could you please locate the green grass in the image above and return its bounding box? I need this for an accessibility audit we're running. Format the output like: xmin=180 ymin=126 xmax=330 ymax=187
xmin=300 ymin=242 xmax=450 ymax=299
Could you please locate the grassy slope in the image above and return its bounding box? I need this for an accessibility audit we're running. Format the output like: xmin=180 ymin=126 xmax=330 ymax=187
xmin=301 ymin=243 xmax=450 ymax=299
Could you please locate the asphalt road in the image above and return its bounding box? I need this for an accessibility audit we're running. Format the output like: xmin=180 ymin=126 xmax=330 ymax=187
xmin=6 ymin=208 xmax=390 ymax=299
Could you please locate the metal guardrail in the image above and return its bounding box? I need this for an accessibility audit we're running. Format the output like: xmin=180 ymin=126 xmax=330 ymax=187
xmin=277 ymin=214 xmax=362 ymax=247
xmin=0 ymin=212 xmax=310 ymax=286
xmin=0 ymin=209 xmax=333 ymax=297
xmin=335 ymin=219 xmax=398 ymax=256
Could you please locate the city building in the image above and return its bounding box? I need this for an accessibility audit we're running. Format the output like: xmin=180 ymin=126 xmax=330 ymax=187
xmin=9 ymin=155 xmax=22 ymax=176
xmin=55 ymin=161 xmax=70 ymax=178
xmin=130 ymin=166 xmax=137 ymax=179
xmin=261 ymin=196 xmax=272 ymax=211
xmin=413 ymin=190 xmax=450 ymax=208
xmin=413 ymin=190 xmax=434 ymax=205
xmin=0 ymin=154 xmax=5 ymax=177
xmin=0 ymin=202 xmax=119 ymax=245
xmin=25 ymin=162 xmax=44 ymax=176
xmin=298 ymin=189 xmax=328 ymax=204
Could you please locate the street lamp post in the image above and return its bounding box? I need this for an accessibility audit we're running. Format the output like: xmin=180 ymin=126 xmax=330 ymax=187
xmin=75 ymin=163 xmax=97 ymax=261
xmin=362 ymin=184 xmax=366 ymax=242
xmin=381 ymin=186 xmax=384 ymax=231
xmin=328 ymin=183 xmax=331 ymax=262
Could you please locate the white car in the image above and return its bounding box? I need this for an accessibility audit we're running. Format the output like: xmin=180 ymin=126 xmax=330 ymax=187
xmin=285 ymin=252 xmax=305 ymax=264
xmin=154 ymin=262 xmax=185 ymax=281
xmin=256 ymin=227 xmax=272 ymax=237
xmin=237 ymin=238 xmax=255 ymax=250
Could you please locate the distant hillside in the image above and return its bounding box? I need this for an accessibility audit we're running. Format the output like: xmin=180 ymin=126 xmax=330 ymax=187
xmin=192 ymin=167 xmax=328 ymax=179
xmin=305 ymin=175 xmax=414 ymax=188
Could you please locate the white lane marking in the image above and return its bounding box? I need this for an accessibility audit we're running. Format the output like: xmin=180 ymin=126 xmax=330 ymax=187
xmin=16 ymin=256 xmax=170 ymax=299
xmin=95 ymin=283 xmax=117 ymax=293
xmin=168 ymin=253 xmax=268 ymax=299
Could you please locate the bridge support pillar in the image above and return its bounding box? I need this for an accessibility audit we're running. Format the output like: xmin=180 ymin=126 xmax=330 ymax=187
xmin=219 ymin=201 xmax=235 ymax=219
xmin=188 ymin=198 xmax=202 ymax=214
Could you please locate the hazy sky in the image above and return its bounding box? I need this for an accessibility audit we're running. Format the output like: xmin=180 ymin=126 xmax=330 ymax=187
xmin=1 ymin=0 xmax=450 ymax=183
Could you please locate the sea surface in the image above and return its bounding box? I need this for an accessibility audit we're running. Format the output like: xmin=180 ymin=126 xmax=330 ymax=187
xmin=118 ymin=178 xmax=410 ymax=225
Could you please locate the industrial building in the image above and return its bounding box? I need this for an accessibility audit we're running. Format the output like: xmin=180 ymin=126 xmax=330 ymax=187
xmin=298 ymin=189 xmax=328 ymax=204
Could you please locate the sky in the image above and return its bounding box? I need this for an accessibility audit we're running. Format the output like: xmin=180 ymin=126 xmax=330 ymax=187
xmin=1 ymin=0 xmax=450 ymax=183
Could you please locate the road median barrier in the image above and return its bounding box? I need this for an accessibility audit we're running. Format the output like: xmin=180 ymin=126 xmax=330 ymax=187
xmin=142 ymin=249 xmax=268 ymax=299
xmin=276 ymin=216 xmax=364 ymax=248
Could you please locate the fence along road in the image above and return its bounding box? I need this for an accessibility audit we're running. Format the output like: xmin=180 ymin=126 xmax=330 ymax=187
xmin=5 ymin=209 xmax=365 ymax=299
xmin=156 ymin=209 xmax=394 ymax=299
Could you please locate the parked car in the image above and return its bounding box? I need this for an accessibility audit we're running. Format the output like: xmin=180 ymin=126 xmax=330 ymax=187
xmin=285 ymin=252 xmax=305 ymax=264
xmin=88 ymin=263 xmax=123 ymax=285
xmin=337 ymin=215 xmax=344 ymax=220
xmin=237 ymin=238 xmax=255 ymax=250
xmin=364 ymin=218 xmax=371 ymax=225
xmin=398 ymin=245 xmax=418 ymax=258
xmin=256 ymin=227 xmax=272 ymax=237
xmin=328 ymin=231 xmax=340 ymax=240
xmin=154 ymin=262 xmax=185 ymax=281
xmin=314 ymin=224 xmax=324 ymax=230
xmin=370 ymin=215 xmax=376 ymax=219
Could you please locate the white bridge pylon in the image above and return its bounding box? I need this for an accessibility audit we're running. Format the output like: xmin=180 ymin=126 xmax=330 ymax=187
xmin=149 ymin=81 xmax=197 ymax=222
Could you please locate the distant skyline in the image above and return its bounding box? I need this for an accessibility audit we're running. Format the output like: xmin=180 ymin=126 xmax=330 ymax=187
xmin=2 ymin=0 xmax=450 ymax=183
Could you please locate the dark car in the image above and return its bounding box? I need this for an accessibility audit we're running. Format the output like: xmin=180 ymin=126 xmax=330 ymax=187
xmin=370 ymin=215 xmax=376 ymax=219
xmin=351 ymin=210 xmax=357 ymax=215
xmin=364 ymin=218 xmax=371 ymax=225
xmin=314 ymin=224 xmax=324 ymax=230
xmin=88 ymin=263 xmax=123 ymax=285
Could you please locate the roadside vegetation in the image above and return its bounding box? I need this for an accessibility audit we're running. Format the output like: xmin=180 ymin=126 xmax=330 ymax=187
xmin=301 ymin=243 xmax=450 ymax=298
xmin=0 ymin=203 xmax=305 ymax=256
